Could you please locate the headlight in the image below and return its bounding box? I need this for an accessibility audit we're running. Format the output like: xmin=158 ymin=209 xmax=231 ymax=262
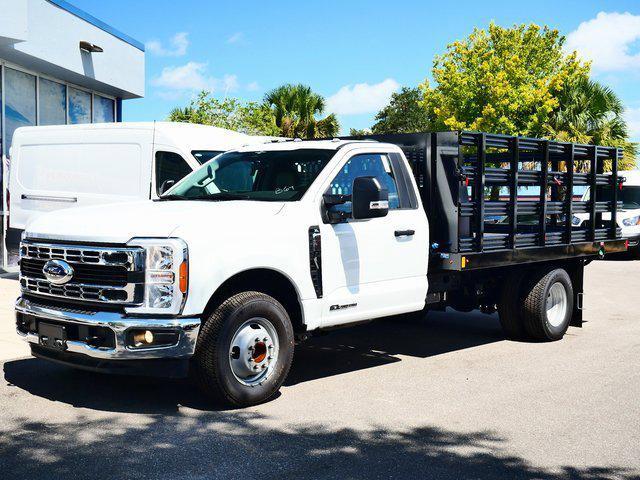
xmin=572 ymin=215 xmax=582 ymax=226
xmin=125 ymin=238 xmax=188 ymax=315
xmin=622 ymin=215 xmax=640 ymax=227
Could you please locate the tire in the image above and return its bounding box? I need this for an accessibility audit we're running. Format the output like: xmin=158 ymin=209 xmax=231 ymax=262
xmin=497 ymin=273 xmax=527 ymax=340
xmin=192 ymin=291 xmax=295 ymax=407
xmin=522 ymin=268 xmax=573 ymax=341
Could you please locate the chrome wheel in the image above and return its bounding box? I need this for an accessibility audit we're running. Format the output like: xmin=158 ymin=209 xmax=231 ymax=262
xmin=228 ymin=317 xmax=279 ymax=387
xmin=546 ymin=282 xmax=568 ymax=328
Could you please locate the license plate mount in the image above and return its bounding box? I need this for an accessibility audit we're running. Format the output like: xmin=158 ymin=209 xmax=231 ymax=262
xmin=38 ymin=322 xmax=67 ymax=351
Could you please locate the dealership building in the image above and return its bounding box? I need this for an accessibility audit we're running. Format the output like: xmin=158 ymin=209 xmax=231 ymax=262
xmin=0 ymin=0 xmax=145 ymax=267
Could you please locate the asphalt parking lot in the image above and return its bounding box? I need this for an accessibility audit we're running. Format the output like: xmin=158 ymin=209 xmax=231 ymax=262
xmin=0 ymin=259 xmax=639 ymax=480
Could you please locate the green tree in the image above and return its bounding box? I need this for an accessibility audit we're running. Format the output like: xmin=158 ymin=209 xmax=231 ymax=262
xmin=349 ymin=128 xmax=372 ymax=136
xmin=168 ymin=91 xmax=279 ymax=136
xmin=419 ymin=23 xmax=589 ymax=136
xmin=545 ymin=78 xmax=637 ymax=170
xmin=419 ymin=22 xmax=637 ymax=170
xmin=371 ymin=87 xmax=432 ymax=134
xmin=264 ymin=84 xmax=339 ymax=138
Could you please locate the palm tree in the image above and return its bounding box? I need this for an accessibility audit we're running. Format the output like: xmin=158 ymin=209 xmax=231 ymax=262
xmin=168 ymin=106 xmax=196 ymax=123
xmin=546 ymin=78 xmax=637 ymax=171
xmin=264 ymin=84 xmax=339 ymax=139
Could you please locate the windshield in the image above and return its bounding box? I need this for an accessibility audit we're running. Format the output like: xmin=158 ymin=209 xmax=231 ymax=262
xmin=166 ymin=148 xmax=335 ymax=202
xmin=192 ymin=150 xmax=225 ymax=165
xmin=595 ymin=186 xmax=640 ymax=209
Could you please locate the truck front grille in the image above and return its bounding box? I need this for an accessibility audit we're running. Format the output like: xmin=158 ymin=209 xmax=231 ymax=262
xmin=20 ymin=258 xmax=129 ymax=286
xmin=19 ymin=241 xmax=145 ymax=305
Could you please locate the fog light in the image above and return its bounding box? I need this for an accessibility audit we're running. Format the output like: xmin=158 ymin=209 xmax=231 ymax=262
xmin=126 ymin=329 xmax=180 ymax=349
xmin=132 ymin=330 xmax=154 ymax=346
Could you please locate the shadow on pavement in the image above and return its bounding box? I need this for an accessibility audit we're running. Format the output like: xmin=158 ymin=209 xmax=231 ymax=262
xmin=2 ymin=310 xmax=638 ymax=479
xmin=286 ymin=309 xmax=503 ymax=385
xmin=0 ymin=408 xmax=637 ymax=480
xmin=4 ymin=309 xmax=502 ymax=414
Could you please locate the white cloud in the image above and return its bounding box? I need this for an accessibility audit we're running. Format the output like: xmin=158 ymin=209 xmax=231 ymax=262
xmin=625 ymin=106 xmax=640 ymax=141
xmin=146 ymin=32 xmax=189 ymax=57
xmin=326 ymin=79 xmax=400 ymax=115
xmin=565 ymin=12 xmax=640 ymax=72
xmin=151 ymin=62 xmax=238 ymax=96
xmin=246 ymin=81 xmax=260 ymax=92
xmin=226 ymin=32 xmax=244 ymax=44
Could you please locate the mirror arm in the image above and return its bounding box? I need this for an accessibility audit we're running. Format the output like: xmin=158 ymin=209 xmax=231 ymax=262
xmin=326 ymin=209 xmax=350 ymax=224
xmin=323 ymin=193 xmax=351 ymax=207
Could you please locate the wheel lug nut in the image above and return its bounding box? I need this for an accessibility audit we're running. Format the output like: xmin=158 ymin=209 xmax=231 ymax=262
xmin=255 ymin=337 xmax=260 ymax=342
xmin=248 ymin=346 xmax=253 ymax=351
xmin=262 ymin=364 xmax=267 ymax=369
xmin=263 ymin=337 xmax=268 ymax=342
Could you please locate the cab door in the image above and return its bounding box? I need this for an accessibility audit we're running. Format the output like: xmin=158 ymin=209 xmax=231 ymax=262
xmin=318 ymin=150 xmax=429 ymax=328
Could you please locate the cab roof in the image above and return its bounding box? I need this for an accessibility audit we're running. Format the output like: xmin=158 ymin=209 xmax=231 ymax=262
xmin=233 ymin=138 xmax=387 ymax=152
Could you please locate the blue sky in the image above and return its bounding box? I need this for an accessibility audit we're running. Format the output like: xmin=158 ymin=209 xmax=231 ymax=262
xmin=73 ymin=0 xmax=640 ymax=143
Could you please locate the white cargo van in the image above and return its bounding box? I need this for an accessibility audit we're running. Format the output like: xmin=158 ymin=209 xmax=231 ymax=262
xmin=7 ymin=122 xmax=272 ymax=238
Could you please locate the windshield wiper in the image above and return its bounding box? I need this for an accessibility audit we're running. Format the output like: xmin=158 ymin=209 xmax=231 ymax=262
xmin=200 ymin=192 xmax=252 ymax=201
xmin=158 ymin=194 xmax=189 ymax=201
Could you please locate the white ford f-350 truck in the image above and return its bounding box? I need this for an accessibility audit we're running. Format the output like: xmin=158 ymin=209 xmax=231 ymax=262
xmin=16 ymin=131 xmax=628 ymax=407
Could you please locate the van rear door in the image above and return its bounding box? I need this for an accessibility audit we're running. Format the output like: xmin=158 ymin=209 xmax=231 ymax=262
xmin=9 ymin=132 xmax=150 ymax=230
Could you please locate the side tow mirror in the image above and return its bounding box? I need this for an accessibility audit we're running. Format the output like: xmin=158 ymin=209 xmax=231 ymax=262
xmin=352 ymin=176 xmax=389 ymax=219
xmin=159 ymin=179 xmax=176 ymax=195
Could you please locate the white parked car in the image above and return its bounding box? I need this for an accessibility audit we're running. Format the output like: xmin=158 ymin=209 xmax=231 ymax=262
xmin=573 ymin=169 xmax=640 ymax=256
xmin=8 ymin=122 xmax=273 ymax=238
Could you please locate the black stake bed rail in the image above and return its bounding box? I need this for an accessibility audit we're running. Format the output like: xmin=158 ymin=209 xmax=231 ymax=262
xmin=342 ymin=131 xmax=628 ymax=272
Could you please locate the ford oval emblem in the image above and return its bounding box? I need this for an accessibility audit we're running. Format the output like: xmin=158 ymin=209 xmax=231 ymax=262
xmin=42 ymin=260 xmax=74 ymax=285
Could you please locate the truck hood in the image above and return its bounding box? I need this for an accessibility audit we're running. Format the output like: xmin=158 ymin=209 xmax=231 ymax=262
xmin=25 ymin=200 xmax=285 ymax=244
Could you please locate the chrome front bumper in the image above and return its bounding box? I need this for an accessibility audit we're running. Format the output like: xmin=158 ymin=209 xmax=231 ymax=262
xmin=16 ymin=297 xmax=201 ymax=360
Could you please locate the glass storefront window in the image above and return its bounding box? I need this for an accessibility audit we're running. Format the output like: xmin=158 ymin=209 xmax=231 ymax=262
xmin=39 ymin=78 xmax=67 ymax=126
xmin=68 ymin=87 xmax=92 ymax=124
xmin=4 ymin=68 xmax=37 ymax=156
xmin=93 ymin=95 xmax=115 ymax=123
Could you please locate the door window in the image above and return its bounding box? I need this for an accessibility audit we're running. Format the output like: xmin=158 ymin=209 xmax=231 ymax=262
xmin=155 ymin=151 xmax=193 ymax=194
xmin=329 ymin=153 xmax=400 ymax=213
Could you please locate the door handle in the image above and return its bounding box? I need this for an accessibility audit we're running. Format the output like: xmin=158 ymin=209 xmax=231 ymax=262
xmin=394 ymin=229 xmax=415 ymax=237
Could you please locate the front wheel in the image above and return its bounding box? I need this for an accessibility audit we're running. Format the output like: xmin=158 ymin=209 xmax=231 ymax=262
xmin=522 ymin=268 xmax=574 ymax=341
xmin=192 ymin=291 xmax=295 ymax=407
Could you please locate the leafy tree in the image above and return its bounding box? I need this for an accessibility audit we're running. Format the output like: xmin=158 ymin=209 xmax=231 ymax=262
xmin=168 ymin=91 xmax=279 ymax=136
xmin=419 ymin=23 xmax=589 ymax=136
xmin=349 ymin=128 xmax=372 ymax=136
xmin=418 ymin=22 xmax=637 ymax=170
xmin=545 ymin=78 xmax=637 ymax=170
xmin=371 ymin=87 xmax=432 ymax=134
xmin=264 ymin=84 xmax=339 ymax=138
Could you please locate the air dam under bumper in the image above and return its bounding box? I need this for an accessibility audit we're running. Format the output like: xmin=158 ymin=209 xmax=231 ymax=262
xmin=15 ymin=297 xmax=201 ymax=377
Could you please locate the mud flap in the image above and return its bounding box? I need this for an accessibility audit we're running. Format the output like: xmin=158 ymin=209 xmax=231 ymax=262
xmin=570 ymin=261 xmax=585 ymax=327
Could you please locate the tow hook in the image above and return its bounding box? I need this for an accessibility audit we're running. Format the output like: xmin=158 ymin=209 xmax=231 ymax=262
xmin=598 ymin=242 xmax=606 ymax=259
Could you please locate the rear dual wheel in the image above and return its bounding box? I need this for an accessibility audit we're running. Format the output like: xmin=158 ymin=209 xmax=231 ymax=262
xmin=498 ymin=268 xmax=574 ymax=342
